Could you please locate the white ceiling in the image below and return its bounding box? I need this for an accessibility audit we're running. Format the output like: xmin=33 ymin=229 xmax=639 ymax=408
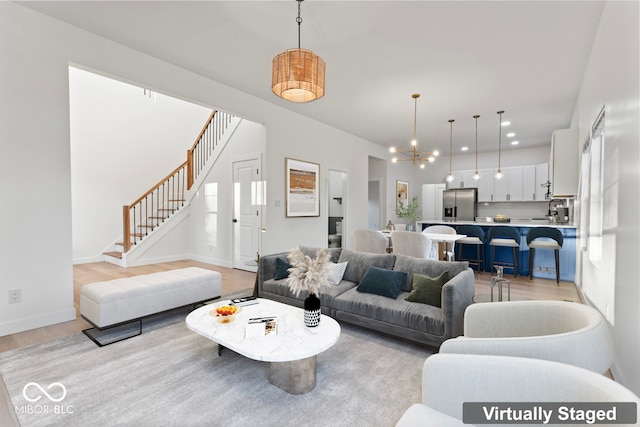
xmin=20 ymin=1 xmax=605 ymax=154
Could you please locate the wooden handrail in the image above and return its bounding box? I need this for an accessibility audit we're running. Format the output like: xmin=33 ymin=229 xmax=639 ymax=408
xmin=122 ymin=109 xmax=233 ymax=253
xmin=128 ymin=160 xmax=188 ymax=208
xmin=189 ymin=109 xmax=217 ymax=153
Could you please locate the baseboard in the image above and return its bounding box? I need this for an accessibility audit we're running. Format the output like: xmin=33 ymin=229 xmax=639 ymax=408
xmin=0 ymin=307 xmax=76 ymax=337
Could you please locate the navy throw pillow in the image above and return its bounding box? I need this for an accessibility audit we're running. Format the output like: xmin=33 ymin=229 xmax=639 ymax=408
xmin=274 ymin=257 xmax=292 ymax=280
xmin=356 ymin=266 xmax=406 ymax=299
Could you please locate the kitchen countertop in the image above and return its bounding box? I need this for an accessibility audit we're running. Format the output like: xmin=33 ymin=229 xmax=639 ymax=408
xmin=417 ymin=220 xmax=577 ymax=229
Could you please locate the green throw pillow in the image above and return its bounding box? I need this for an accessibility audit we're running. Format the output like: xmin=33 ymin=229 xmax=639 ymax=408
xmin=405 ymin=271 xmax=449 ymax=307
xmin=356 ymin=266 xmax=406 ymax=299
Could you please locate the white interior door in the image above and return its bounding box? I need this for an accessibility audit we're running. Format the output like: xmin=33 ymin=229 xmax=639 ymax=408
xmin=233 ymin=157 xmax=262 ymax=272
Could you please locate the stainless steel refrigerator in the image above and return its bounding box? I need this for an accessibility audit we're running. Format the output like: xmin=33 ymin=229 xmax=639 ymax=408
xmin=443 ymin=188 xmax=477 ymax=222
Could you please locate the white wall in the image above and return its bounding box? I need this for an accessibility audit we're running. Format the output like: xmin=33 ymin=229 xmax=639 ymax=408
xmin=0 ymin=3 xmax=387 ymax=335
xmin=188 ymin=120 xmax=266 ymax=267
xmin=570 ymin=1 xmax=640 ymax=394
xmin=69 ymin=67 xmax=212 ymax=263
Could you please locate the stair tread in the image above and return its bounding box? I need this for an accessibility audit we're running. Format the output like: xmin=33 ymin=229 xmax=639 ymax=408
xmin=103 ymin=251 xmax=123 ymax=259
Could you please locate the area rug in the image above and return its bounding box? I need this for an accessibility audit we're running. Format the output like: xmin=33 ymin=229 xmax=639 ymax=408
xmin=0 ymin=299 xmax=431 ymax=427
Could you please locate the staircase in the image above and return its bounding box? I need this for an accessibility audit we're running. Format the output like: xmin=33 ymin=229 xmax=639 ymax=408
xmin=103 ymin=109 xmax=239 ymax=266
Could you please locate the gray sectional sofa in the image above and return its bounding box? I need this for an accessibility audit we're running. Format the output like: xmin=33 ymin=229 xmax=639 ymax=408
xmin=257 ymin=247 xmax=475 ymax=348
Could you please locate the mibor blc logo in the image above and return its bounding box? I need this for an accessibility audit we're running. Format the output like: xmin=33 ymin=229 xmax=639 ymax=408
xmin=23 ymin=382 xmax=67 ymax=403
xmin=15 ymin=381 xmax=74 ymax=416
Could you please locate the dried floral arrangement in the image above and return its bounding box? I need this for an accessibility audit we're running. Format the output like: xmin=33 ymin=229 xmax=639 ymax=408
xmin=286 ymin=247 xmax=331 ymax=297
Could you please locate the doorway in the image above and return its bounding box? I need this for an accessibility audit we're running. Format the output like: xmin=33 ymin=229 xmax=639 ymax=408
xmin=368 ymin=178 xmax=383 ymax=230
xmin=232 ymin=155 xmax=263 ymax=272
xmin=328 ymin=170 xmax=347 ymax=248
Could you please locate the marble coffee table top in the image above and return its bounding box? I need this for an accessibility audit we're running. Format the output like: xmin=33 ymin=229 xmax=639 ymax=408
xmin=186 ymin=298 xmax=341 ymax=362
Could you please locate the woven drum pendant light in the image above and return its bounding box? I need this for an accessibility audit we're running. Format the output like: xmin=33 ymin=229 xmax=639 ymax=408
xmin=272 ymin=0 xmax=325 ymax=103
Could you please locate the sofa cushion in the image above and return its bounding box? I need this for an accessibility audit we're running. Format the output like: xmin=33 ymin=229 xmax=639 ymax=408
xmin=393 ymin=254 xmax=468 ymax=292
xmin=405 ymin=271 xmax=449 ymax=307
xmin=327 ymin=262 xmax=348 ymax=285
xmin=356 ymin=267 xmax=406 ymax=299
xmin=274 ymin=257 xmax=292 ymax=280
xmin=262 ymin=277 xmax=357 ymax=309
xmin=333 ymin=287 xmax=445 ymax=335
xmin=337 ymin=249 xmax=396 ymax=284
xmin=299 ymin=246 xmax=342 ymax=263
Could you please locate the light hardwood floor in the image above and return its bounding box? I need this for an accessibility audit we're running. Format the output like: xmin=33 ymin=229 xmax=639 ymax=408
xmin=0 ymin=260 xmax=256 ymax=353
xmin=0 ymin=261 xmax=579 ymax=353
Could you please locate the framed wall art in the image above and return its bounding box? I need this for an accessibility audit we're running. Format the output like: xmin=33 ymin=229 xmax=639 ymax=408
xmin=396 ymin=180 xmax=409 ymax=212
xmin=286 ymin=158 xmax=320 ymax=217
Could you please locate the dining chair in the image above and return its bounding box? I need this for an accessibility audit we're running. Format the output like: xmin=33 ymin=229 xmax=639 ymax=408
xmin=423 ymin=225 xmax=456 ymax=261
xmin=526 ymin=226 xmax=563 ymax=284
xmin=391 ymin=231 xmax=435 ymax=259
xmin=352 ymin=229 xmax=388 ymax=254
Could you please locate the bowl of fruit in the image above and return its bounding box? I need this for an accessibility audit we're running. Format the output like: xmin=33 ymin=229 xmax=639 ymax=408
xmin=210 ymin=304 xmax=241 ymax=323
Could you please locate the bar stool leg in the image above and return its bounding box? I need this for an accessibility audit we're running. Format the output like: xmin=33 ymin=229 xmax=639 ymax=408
xmin=512 ymin=247 xmax=518 ymax=278
xmin=529 ymin=247 xmax=535 ymax=281
xmin=555 ymin=248 xmax=560 ymax=285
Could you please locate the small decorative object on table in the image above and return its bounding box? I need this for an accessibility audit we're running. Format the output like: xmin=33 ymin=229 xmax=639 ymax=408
xmin=287 ymin=247 xmax=331 ymax=327
xmin=385 ymin=220 xmax=395 ymax=231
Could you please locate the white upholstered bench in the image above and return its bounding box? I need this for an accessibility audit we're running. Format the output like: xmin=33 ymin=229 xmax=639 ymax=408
xmin=80 ymin=267 xmax=222 ymax=346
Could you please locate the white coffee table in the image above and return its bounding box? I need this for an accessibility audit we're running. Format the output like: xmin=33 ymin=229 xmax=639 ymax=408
xmin=185 ymin=298 xmax=340 ymax=394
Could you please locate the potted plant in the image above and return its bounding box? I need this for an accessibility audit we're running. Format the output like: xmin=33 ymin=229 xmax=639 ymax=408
xmin=286 ymin=247 xmax=331 ymax=327
xmin=396 ymin=196 xmax=421 ymax=231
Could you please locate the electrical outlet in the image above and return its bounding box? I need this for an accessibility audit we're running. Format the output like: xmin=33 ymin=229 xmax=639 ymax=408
xmin=8 ymin=289 xmax=21 ymax=304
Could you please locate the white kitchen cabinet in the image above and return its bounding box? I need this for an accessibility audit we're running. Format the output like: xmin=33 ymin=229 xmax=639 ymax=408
xmin=535 ymin=163 xmax=549 ymax=201
xmin=462 ymin=171 xmax=479 ymax=188
xmin=524 ymin=163 xmax=550 ymax=201
xmin=445 ymin=172 xmax=464 ymax=189
xmin=493 ymin=167 xmax=523 ymax=201
xmin=477 ymin=168 xmax=495 ymax=202
xmin=523 ymin=165 xmax=537 ymax=201
xmin=550 ymin=129 xmax=579 ymax=197
xmin=422 ymin=183 xmax=445 ymax=220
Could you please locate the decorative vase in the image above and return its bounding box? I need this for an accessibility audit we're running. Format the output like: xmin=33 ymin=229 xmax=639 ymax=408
xmin=304 ymin=294 xmax=321 ymax=327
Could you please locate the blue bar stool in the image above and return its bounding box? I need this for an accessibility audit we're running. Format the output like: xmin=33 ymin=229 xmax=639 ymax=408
xmin=526 ymin=227 xmax=563 ymax=285
xmin=488 ymin=226 xmax=521 ymax=278
xmin=455 ymin=224 xmax=486 ymax=272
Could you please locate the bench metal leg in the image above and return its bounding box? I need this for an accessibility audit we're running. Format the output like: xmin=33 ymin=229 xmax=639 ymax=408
xmin=82 ymin=318 xmax=142 ymax=347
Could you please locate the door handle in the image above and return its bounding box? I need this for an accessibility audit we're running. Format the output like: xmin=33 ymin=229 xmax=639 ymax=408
xmin=232 ymin=219 xmax=238 ymax=223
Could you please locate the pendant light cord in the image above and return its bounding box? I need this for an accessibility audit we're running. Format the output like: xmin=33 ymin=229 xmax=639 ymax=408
xmin=474 ymin=115 xmax=480 ymax=173
xmin=297 ymin=0 xmax=303 ymax=49
xmin=449 ymin=119 xmax=454 ymax=174
xmin=497 ymin=110 xmax=504 ymax=171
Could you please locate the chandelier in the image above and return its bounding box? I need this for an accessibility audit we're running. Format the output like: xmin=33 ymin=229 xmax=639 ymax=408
xmin=272 ymin=0 xmax=325 ymax=103
xmin=389 ymin=94 xmax=439 ymax=169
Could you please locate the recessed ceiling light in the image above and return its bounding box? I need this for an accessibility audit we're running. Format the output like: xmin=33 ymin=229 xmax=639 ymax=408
xmin=501 ymin=121 xmax=511 ymax=127
xmin=506 ymin=132 xmax=516 ymax=137
xmin=461 ymin=146 xmax=469 ymax=151
xmin=511 ymin=140 xmax=520 ymax=145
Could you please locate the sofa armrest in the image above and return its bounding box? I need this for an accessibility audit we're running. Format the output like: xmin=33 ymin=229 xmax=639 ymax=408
xmin=257 ymin=252 xmax=289 ymax=296
xmin=441 ymin=268 xmax=475 ymax=339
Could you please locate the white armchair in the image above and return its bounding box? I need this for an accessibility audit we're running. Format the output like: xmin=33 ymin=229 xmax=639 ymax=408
xmin=396 ymin=353 xmax=640 ymax=427
xmin=352 ymin=229 xmax=388 ymax=254
xmin=391 ymin=230 xmax=435 ymax=259
xmin=439 ymin=300 xmax=615 ymax=374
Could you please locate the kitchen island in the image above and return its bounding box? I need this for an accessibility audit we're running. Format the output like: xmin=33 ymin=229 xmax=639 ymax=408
xmin=418 ymin=221 xmax=576 ymax=282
